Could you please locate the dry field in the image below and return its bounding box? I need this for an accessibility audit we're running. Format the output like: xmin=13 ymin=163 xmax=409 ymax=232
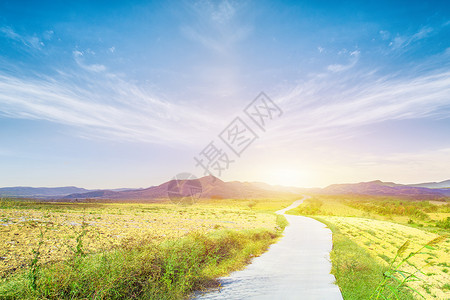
xmin=321 ymin=216 xmax=449 ymax=299
xmin=288 ymin=196 xmax=450 ymax=299
xmin=0 ymin=200 xmax=278 ymax=280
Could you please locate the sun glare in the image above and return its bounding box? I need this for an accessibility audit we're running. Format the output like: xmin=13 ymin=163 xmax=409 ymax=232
xmin=266 ymin=168 xmax=307 ymax=187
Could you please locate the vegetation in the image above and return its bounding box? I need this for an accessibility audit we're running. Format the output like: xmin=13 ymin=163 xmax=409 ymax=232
xmin=342 ymin=198 xmax=441 ymax=221
xmin=0 ymin=197 xmax=292 ymax=299
xmin=436 ymin=217 xmax=450 ymax=230
xmin=288 ymin=195 xmax=450 ymax=233
xmin=0 ymin=198 xmax=286 ymax=277
xmin=371 ymin=236 xmax=448 ymax=300
xmin=0 ymin=229 xmax=279 ymax=299
xmin=315 ymin=217 xmax=413 ymax=300
xmin=288 ymin=195 xmax=450 ymax=299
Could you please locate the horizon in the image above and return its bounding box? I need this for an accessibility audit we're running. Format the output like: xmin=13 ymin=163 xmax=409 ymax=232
xmin=1 ymin=1 xmax=449 ymax=189
xmin=1 ymin=176 xmax=449 ymax=191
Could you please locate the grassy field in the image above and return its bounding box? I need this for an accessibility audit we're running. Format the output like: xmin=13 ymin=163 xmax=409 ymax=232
xmin=288 ymin=195 xmax=450 ymax=299
xmin=7 ymin=194 xmax=447 ymax=299
xmin=0 ymin=197 xmax=293 ymax=299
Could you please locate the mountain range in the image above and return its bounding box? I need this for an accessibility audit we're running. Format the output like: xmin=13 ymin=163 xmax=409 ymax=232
xmin=319 ymin=180 xmax=450 ymax=198
xmin=1 ymin=177 xmax=449 ymax=201
xmin=63 ymin=176 xmax=299 ymax=201
xmin=407 ymin=180 xmax=450 ymax=189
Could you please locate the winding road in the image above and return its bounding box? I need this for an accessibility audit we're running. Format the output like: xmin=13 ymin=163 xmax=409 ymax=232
xmin=194 ymin=196 xmax=343 ymax=300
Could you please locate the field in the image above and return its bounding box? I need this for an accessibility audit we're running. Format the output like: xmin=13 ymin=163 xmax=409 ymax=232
xmin=0 ymin=197 xmax=293 ymax=298
xmin=288 ymin=195 xmax=450 ymax=299
xmin=4 ymin=195 xmax=448 ymax=299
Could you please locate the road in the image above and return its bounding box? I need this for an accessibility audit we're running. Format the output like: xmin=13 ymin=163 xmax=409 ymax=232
xmin=193 ymin=196 xmax=343 ymax=300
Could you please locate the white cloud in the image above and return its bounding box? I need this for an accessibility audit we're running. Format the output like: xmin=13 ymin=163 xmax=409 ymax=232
xmin=327 ymin=50 xmax=360 ymax=73
xmin=0 ymin=71 xmax=217 ymax=145
xmin=43 ymin=30 xmax=54 ymax=40
xmin=211 ymin=0 xmax=236 ymax=24
xmin=347 ymin=148 xmax=450 ymax=184
xmin=0 ymin=26 xmax=44 ymax=50
xmin=73 ymin=50 xmax=106 ymax=72
xmin=274 ymin=68 xmax=450 ymax=143
xmin=390 ymin=26 xmax=433 ymax=49
xmin=379 ymin=30 xmax=390 ymax=40
xmin=0 ymin=27 xmax=21 ymax=41
xmin=181 ymin=0 xmax=252 ymax=53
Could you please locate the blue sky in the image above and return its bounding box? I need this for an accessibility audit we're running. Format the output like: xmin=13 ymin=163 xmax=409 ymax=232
xmin=0 ymin=0 xmax=449 ymax=188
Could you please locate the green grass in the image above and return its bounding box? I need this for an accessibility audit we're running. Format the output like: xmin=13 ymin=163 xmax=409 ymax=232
xmin=0 ymin=228 xmax=280 ymax=299
xmin=288 ymin=195 xmax=450 ymax=235
xmin=288 ymin=195 xmax=450 ymax=299
xmin=196 ymin=197 xmax=297 ymax=213
xmin=315 ymin=217 xmax=413 ymax=300
xmin=275 ymin=214 xmax=288 ymax=230
xmin=0 ymin=197 xmax=292 ymax=299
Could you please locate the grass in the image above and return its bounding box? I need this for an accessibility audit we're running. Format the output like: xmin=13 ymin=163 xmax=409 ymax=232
xmin=0 ymin=228 xmax=281 ymax=299
xmin=315 ymin=217 xmax=413 ymax=300
xmin=371 ymin=236 xmax=448 ymax=299
xmin=288 ymin=195 xmax=450 ymax=299
xmin=0 ymin=198 xmax=284 ymax=277
xmin=288 ymin=195 xmax=450 ymax=234
xmin=0 ymin=197 xmax=293 ymax=299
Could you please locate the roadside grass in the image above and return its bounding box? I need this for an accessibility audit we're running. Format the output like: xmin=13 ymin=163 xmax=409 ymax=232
xmin=1 ymin=198 xmax=284 ymax=277
xmin=288 ymin=195 xmax=450 ymax=299
xmin=288 ymin=195 xmax=450 ymax=234
xmin=275 ymin=214 xmax=289 ymax=230
xmin=0 ymin=228 xmax=281 ymax=299
xmin=0 ymin=197 xmax=292 ymax=299
xmin=197 ymin=197 xmax=297 ymax=213
xmin=320 ymin=216 xmax=450 ymax=299
xmin=314 ymin=217 xmax=413 ymax=300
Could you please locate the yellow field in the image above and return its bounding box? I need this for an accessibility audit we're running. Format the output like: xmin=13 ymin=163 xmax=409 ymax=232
xmin=321 ymin=216 xmax=450 ymax=299
xmin=0 ymin=200 xmax=280 ymax=279
xmin=287 ymin=195 xmax=450 ymax=298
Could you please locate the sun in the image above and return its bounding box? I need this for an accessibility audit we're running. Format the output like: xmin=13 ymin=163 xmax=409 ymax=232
xmin=265 ymin=168 xmax=307 ymax=187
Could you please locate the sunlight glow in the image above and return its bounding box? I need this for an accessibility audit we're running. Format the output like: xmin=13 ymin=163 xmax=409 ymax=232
xmin=265 ymin=168 xmax=308 ymax=187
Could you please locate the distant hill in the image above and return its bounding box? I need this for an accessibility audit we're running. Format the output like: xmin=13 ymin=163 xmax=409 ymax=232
xmin=407 ymin=180 xmax=450 ymax=189
xmin=2 ymin=178 xmax=450 ymax=201
xmin=0 ymin=186 xmax=91 ymax=198
xmin=63 ymin=175 xmax=298 ymax=201
xmin=62 ymin=190 xmax=120 ymax=199
xmin=321 ymin=180 xmax=448 ymax=199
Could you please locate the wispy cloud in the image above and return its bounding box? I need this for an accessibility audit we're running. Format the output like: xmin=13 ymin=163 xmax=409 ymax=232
xmin=0 ymin=70 xmax=216 ymax=145
xmin=327 ymin=50 xmax=360 ymax=72
xmin=274 ymin=68 xmax=450 ymax=142
xmin=0 ymin=26 xmax=44 ymax=50
xmin=388 ymin=26 xmax=434 ymax=49
xmin=73 ymin=50 xmax=107 ymax=73
xmin=349 ymin=147 xmax=450 ymax=183
xmin=181 ymin=0 xmax=252 ymax=54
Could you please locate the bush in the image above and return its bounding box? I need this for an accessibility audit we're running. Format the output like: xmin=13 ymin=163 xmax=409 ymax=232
xmin=436 ymin=217 xmax=450 ymax=229
xmin=293 ymin=199 xmax=323 ymax=215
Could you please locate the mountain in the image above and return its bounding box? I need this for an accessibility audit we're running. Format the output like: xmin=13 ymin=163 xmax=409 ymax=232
xmin=63 ymin=175 xmax=299 ymax=201
xmin=3 ymin=178 xmax=450 ymax=201
xmin=408 ymin=180 xmax=450 ymax=189
xmin=62 ymin=190 xmax=121 ymax=199
xmin=0 ymin=186 xmax=91 ymax=198
xmin=321 ymin=180 xmax=448 ymax=199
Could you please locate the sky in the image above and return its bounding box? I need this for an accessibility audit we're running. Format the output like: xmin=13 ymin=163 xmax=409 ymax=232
xmin=0 ymin=0 xmax=449 ymax=189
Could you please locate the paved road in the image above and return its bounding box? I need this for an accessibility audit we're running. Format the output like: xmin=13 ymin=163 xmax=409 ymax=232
xmin=193 ymin=196 xmax=343 ymax=300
